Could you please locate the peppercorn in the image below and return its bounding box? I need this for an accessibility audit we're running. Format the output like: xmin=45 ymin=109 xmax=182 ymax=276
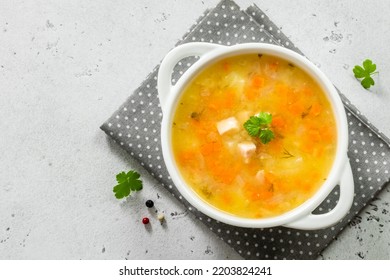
xmin=157 ymin=213 xmax=165 ymax=223
xmin=145 ymin=200 xmax=154 ymax=208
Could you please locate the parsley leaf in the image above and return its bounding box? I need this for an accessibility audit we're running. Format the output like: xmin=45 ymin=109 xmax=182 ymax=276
xmin=353 ymin=59 xmax=378 ymax=89
xmin=113 ymin=170 xmax=143 ymax=199
xmin=243 ymin=116 xmax=262 ymax=137
xmin=259 ymin=129 xmax=274 ymax=144
xmin=361 ymin=76 xmax=375 ymax=89
xmin=243 ymin=112 xmax=275 ymax=144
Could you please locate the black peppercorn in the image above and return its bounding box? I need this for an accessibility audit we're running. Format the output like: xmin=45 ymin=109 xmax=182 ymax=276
xmin=145 ymin=200 xmax=154 ymax=208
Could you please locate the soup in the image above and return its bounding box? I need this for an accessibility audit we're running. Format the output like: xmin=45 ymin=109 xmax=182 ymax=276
xmin=171 ymin=54 xmax=337 ymax=219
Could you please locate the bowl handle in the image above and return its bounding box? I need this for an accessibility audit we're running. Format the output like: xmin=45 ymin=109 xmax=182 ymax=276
xmin=157 ymin=42 xmax=223 ymax=114
xmin=284 ymin=160 xmax=354 ymax=230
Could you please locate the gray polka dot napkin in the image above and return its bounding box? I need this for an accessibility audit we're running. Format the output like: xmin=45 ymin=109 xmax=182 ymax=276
xmin=100 ymin=0 xmax=390 ymax=259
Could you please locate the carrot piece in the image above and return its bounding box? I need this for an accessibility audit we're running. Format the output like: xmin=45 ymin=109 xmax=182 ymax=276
xmin=244 ymin=171 xmax=276 ymax=202
xmin=177 ymin=153 xmax=187 ymax=164
xmin=321 ymin=125 xmax=336 ymax=143
xmin=207 ymin=91 xmax=235 ymax=110
xmin=200 ymin=141 xmax=220 ymax=156
xmin=302 ymin=86 xmax=313 ymax=97
xmin=251 ymin=74 xmax=265 ymax=88
xmin=301 ymin=142 xmax=314 ymax=154
xmin=275 ymin=83 xmax=298 ymax=105
xmin=177 ymin=150 xmax=195 ymax=165
xmin=271 ymin=115 xmax=286 ymax=129
xmin=310 ymin=102 xmax=322 ymax=117
xmin=218 ymin=169 xmax=236 ymax=184
xmin=206 ymin=160 xmax=237 ymax=184
xmin=275 ymin=83 xmax=289 ymax=95
xmin=223 ymin=90 xmax=235 ymax=109
xmin=244 ymin=75 xmax=265 ymax=100
xmin=308 ymin=129 xmax=321 ymax=142
xmin=244 ymin=87 xmax=258 ymax=100
xmin=288 ymin=101 xmax=305 ymax=116
xmin=312 ymin=147 xmax=324 ymax=158
xmin=247 ymin=187 xmax=273 ymax=201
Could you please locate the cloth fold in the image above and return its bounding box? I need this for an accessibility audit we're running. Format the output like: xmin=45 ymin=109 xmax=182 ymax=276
xmin=101 ymin=0 xmax=390 ymax=259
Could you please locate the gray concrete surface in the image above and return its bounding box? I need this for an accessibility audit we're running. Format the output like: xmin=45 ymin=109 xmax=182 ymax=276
xmin=0 ymin=0 xmax=389 ymax=259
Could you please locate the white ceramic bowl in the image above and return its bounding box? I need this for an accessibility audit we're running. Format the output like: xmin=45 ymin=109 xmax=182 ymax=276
xmin=158 ymin=42 xmax=354 ymax=230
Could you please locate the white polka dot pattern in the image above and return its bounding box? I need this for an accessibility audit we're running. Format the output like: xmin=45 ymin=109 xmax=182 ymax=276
xmin=101 ymin=0 xmax=390 ymax=259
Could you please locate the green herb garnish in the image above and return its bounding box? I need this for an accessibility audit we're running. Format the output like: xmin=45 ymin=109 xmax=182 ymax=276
xmin=113 ymin=170 xmax=143 ymax=199
xmin=353 ymin=59 xmax=378 ymax=89
xmin=301 ymin=105 xmax=312 ymax=119
xmin=243 ymin=112 xmax=275 ymax=144
xmin=190 ymin=109 xmax=204 ymax=121
xmin=282 ymin=148 xmax=295 ymax=159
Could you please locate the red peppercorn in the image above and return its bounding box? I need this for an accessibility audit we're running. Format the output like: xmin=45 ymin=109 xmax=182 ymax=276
xmin=142 ymin=217 xmax=150 ymax=225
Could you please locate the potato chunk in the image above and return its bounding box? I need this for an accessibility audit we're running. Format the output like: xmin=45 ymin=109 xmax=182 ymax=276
xmin=238 ymin=142 xmax=256 ymax=163
xmin=216 ymin=117 xmax=239 ymax=135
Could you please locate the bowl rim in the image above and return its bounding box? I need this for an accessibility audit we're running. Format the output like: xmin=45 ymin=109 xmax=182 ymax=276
xmin=160 ymin=43 xmax=349 ymax=228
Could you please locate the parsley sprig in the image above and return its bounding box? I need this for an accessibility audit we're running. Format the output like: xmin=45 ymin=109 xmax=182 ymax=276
xmin=113 ymin=170 xmax=143 ymax=199
xmin=353 ymin=59 xmax=378 ymax=89
xmin=243 ymin=112 xmax=275 ymax=144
